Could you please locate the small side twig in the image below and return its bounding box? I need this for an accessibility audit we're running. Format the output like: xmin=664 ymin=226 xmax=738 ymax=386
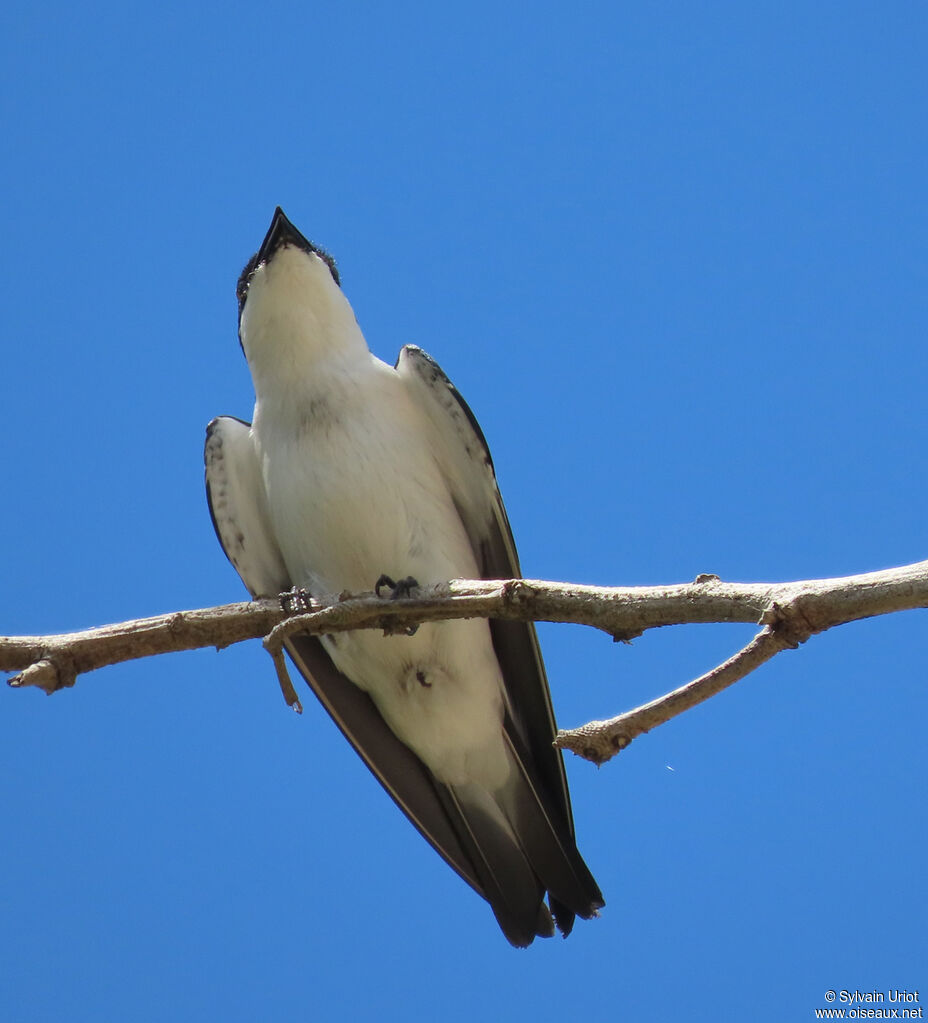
xmin=555 ymin=584 xmax=828 ymax=763
xmin=268 ymin=645 xmax=303 ymax=714
xmin=555 ymin=626 xmax=787 ymax=764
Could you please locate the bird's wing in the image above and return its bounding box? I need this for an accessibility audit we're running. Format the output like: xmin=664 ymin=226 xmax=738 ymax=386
xmin=393 ymin=345 xmax=567 ymax=806
xmin=205 ymin=416 xmax=290 ymax=598
xmin=395 ymin=345 xmax=604 ymax=934
xmin=205 ymin=414 xmax=550 ymax=939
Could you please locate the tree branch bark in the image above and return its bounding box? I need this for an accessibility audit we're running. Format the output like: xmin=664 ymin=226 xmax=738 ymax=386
xmin=3 ymin=559 xmax=927 ymax=764
xmin=554 ymin=625 xmax=788 ymax=763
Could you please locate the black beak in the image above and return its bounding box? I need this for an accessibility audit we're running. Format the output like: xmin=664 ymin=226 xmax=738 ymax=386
xmin=256 ymin=206 xmax=315 ymax=264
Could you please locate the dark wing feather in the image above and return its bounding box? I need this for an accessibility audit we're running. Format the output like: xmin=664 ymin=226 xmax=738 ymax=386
xmin=395 ymin=346 xmax=604 ymax=931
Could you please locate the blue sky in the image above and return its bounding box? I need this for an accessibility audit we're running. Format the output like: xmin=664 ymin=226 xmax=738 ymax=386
xmin=2 ymin=2 xmax=926 ymax=1020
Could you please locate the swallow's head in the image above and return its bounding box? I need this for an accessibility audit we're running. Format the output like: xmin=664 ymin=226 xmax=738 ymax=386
xmin=237 ymin=207 xmax=339 ymax=314
xmin=237 ymin=208 xmax=360 ymax=377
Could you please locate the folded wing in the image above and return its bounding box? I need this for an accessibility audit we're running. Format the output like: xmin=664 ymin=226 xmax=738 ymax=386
xmin=395 ymin=346 xmax=604 ymax=936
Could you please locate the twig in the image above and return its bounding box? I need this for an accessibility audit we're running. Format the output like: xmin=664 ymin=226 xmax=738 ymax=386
xmin=3 ymin=562 xmax=927 ymax=764
xmin=268 ymin=645 xmax=303 ymax=714
xmin=2 ymin=602 xmax=285 ymax=694
xmin=555 ymin=626 xmax=787 ymax=764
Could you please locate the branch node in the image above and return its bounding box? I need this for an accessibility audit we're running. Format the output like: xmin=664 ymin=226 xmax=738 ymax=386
xmin=762 ymin=599 xmax=817 ymax=648
xmin=264 ymin=610 xmax=319 ymax=650
xmin=8 ymin=656 xmax=75 ymax=695
xmin=503 ymin=580 xmax=536 ymax=605
xmin=611 ymin=628 xmax=643 ymax=644
xmin=556 ymin=722 xmax=634 ymax=765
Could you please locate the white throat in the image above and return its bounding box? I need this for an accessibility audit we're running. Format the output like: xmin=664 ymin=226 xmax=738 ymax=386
xmin=240 ymin=244 xmax=369 ymax=406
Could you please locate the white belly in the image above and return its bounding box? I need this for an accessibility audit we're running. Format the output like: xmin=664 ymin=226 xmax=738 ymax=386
xmin=254 ymin=358 xmax=510 ymax=788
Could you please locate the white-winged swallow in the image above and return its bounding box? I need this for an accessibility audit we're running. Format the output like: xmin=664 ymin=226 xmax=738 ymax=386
xmin=205 ymin=208 xmax=603 ymax=945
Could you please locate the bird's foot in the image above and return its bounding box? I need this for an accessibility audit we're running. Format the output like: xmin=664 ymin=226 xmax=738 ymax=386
xmin=374 ymin=575 xmax=420 ymax=635
xmin=280 ymin=586 xmax=313 ymax=614
xmin=374 ymin=574 xmax=420 ymax=599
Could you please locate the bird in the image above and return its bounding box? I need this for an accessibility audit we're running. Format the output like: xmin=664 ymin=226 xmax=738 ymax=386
xmin=204 ymin=207 xmax=603 ymax=946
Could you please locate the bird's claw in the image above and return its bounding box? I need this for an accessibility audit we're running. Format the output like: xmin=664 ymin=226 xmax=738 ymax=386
xmin=374 ymin=574 xmax=420 ymax=635
xmin=280 ymin=586 xmax=313 ymax=614
xmin=374 ymin=574 xmax=420 ymax=599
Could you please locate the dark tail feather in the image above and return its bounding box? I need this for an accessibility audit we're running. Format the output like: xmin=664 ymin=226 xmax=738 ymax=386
xmin=283 ymin=634 xmax=596 ymax=946
xmin=436 ymin=783 xmax=555 ymax=948
xmin=499 ymin=732 xmax=605 ymax=935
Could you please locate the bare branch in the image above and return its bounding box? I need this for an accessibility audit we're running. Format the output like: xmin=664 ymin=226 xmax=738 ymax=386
xmin=3 ymin=560 xmax=927 ymax=762
xmin=555 ymin=626 xmax=786 ymax=764
xmin=1 ymin=601 xmax=285 ymax=694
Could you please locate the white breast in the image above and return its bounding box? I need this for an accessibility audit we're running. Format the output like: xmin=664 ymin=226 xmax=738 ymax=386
xmin=253 ymin=352 xmax=510 ymax=789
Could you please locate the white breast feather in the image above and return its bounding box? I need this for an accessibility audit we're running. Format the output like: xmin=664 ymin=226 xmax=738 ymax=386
xmin=254 ymin=352 xmax=510 ymax=789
